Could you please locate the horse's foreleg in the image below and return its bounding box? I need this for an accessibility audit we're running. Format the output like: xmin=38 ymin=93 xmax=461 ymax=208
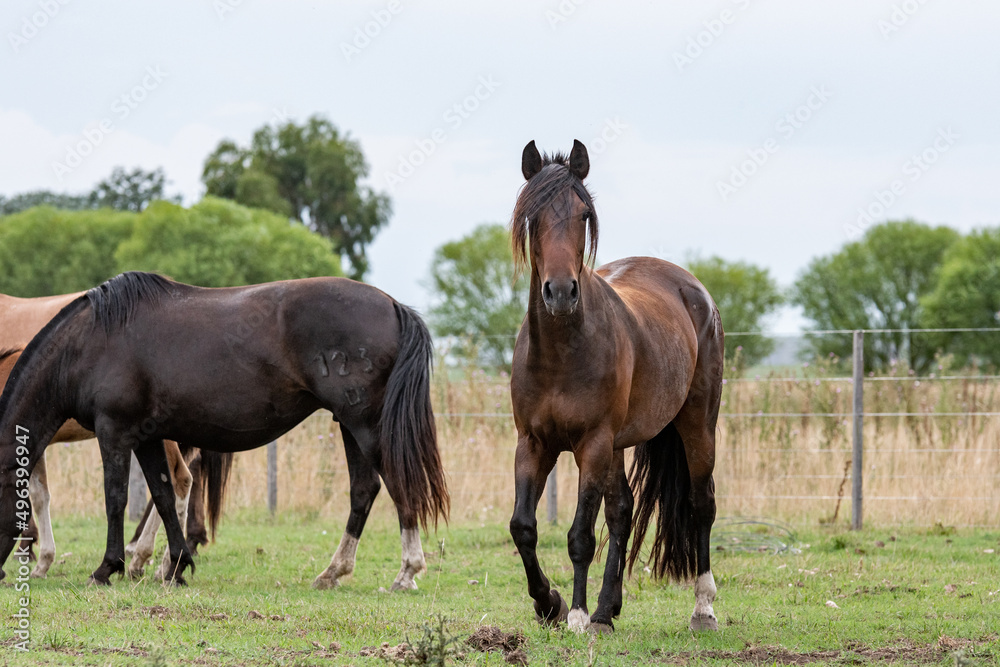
xmin=590 ymin=451 xmax=633 ymax=633
xmin=133 ymin=440 xmax=194 ymax=585
xmin=565 ymin=432 xmax=614 ymax=633
xmin=184 ymin=451 xmax=209 ymax=554
xmin=128 ymin=504 xmax=161 ymax=579
xmin=154 ymin=441 xmax=193 ymax=580
xmin=125 ymin=499 xmax=154 ymax=558
xmin=509 ymin=435 xmax=565 ymax=625
xmin=313 ymin=426 xmax=381 ymax=590
xmin=28 ymin=455 xmax=55 ymax=578
xmin=90 ymin=440 xmax=130 ymax=585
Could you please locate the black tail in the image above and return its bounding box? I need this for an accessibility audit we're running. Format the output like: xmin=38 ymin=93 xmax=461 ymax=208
xmin=626 ymin=422 xmax=696 ymax=581
xmin=200 ymin=450 xmax=233 ymax=540
xmin=378 ymin=303 xmax=450 ymax=530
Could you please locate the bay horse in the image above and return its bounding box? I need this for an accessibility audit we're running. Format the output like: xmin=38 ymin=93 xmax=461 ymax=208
xmin=508 ymin=141 xmax=724 ymax=633
xmin=1 ymin=291 xmax=228 ymax=580
xmin=0 ymin=272 xmax=448 ymax=589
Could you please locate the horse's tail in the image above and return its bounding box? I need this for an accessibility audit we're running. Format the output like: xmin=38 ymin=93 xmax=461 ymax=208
xmin=201 ymin=450 xmax=234 ymax=540
xmin=378 ymin=303 xmax=450 ymax=530
xmin=625 ymin=422 xmax=697 ymax=581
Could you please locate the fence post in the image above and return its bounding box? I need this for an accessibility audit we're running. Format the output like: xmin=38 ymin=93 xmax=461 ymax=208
xmin=267 ymin=440 xmax=277 ymax=515
xmin=851 ymin=330 xmax=864 ymax=530
xmin=546 ymin=461 xmax=558 ymax=525
xmin=127 ymin=453 xmax=146 ymax=521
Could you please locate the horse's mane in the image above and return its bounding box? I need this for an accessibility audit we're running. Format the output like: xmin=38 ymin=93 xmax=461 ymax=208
xmin=86 ymin=271 xmax=174 ymax=334
xmin=509 ymin=151 xmax=599 ymax=275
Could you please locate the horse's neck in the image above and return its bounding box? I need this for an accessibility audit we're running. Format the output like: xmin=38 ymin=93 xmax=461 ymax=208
xmin=525 ymin=269 xmax=612 ymax=364
xmin=0 ymin=348 xmax=75 ymax=474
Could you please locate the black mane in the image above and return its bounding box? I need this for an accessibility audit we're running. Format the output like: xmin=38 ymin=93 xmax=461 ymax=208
xmin=509 ymin=150 xmax=599 ymax=274
xmin=87 ymin=271 xmax=174 ymax=334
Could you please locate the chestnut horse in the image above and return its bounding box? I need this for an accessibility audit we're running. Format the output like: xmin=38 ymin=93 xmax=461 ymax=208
xmin=508 ymin=141 xmax=724 ymax=633
xmin=1 ymin=292 xmax=228 ymax=580
xmin=0 ymin=272 xmax=448 ymax=588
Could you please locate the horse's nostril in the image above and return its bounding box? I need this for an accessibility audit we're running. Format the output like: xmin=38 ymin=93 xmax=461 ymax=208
xmin=543 ymin=281 xmax=553 ymax=301
xmin=570 ymin=281 xmax=579 ymax=300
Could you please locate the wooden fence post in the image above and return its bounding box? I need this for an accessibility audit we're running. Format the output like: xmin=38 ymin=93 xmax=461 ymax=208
xmin=546 ymin=461 xmax=558 ymax=524
xmin=851 ymin=330 xmax=864 ymax=530
xmin=127 ymin=453 xmax=146 ymax=521
xmin=267 ymin=441 xmax=277 ymax=515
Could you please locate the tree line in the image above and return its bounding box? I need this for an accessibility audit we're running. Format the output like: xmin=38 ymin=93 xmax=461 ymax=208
xmin=428 ymin=221 xmax=1000 ymax=372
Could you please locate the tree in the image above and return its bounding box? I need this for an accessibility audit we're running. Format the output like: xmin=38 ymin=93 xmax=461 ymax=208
xmin=686 ymin=256 xmax=784 ymax=368
xmin=0 ymin=206 xmax=135 ymax=296
xmin=922 ymin=228 xmax=1000 ymax=368
xmin=115 ymin=197 xmax=342 ymax=287
xmin=428 ymin=223 xmax=528 ymax=367
xmin=0 ymin=190 xmax=91 ymax=216
xmin=88 ymin=166 xmax=178 ymax=212
xmin=202 ymin=115 xmax=390 ymax=280
xmin=791 ymin=220 xmax=960 ymax=372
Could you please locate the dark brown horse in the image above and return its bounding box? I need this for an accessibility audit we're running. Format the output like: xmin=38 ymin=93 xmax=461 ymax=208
xmin=0 ymin=272 xmax=449 ymax=587
xmin=508 ymin=141 xmax=724 ymax=633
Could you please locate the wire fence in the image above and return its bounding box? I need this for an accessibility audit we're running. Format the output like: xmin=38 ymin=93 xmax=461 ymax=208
xmin=41 ymin=327 xmax=1000 ymax=529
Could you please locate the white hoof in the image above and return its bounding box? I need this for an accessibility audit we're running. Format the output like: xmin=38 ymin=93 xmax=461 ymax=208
xmin=567 ymin=608 xmax=591 ymax=634
xmin=312 ymin=574 xmax=341 ymax=590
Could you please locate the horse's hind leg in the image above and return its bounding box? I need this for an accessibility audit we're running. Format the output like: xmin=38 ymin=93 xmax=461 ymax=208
xmin=509 ymin=435 xmax=567 ymax=625
xmin=313 ymin=425 xmax=381 ymax=590
xmin=590 ymin=451 xmax=633 ymax=633
xmin=28 ymin=454 xmax=55 ymax=578
xmin=184 ymin=451 xmax=209 ymax=555
xmin=674 ymin=406 xmax=719 ymax=631
xmin=125 ymin=500 xmax=154 ymax=558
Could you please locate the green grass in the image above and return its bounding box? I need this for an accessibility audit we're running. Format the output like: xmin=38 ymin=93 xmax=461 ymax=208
xmin=3 ymin=512 xmax=999 ymax=665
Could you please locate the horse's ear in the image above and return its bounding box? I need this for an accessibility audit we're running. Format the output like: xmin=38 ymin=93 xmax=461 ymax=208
xmin=521 ymin=140 xmax=543 ymax=180
xmin=569 ymin=139 xmax=590 ymax=180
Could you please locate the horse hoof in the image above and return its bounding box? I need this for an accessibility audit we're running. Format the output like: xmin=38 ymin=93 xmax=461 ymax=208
xmin=690 ymin=613 xmax=718 ymax=632
xmin=87 ymin=576 xmax=111 ymax=587
xmin=567 ymin=609 xmax=591 ymax=633
xmin=535 ymin=590 xmax=569 ymax=626
xmin=390 ymin=578 xmax=418 ymax=592
xmin=127 ymin=569 xmax=144 ymax=581
xmin=589 ymin=621 xmax=614 ymax=636
xmin=312 ymin=576 xmax=339 ymax=590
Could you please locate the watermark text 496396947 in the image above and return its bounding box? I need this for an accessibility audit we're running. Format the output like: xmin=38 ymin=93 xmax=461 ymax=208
xmin=12 ymin=424 xmax=33 ymax=651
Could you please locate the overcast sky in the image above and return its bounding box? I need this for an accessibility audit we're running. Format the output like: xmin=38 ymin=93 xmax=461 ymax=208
xmin=2 ymin=0 xmax=998 ymax=332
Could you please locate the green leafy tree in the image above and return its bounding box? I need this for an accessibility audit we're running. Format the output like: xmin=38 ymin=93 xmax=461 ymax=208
xmin=922 ymin=228 xmax=1000 ymax=368
xmin=0 ymin=207 xmax=135 ymax=296
xmin=115 ymin=197 xmax=342 ymax=286
xmin=88 ymin=166 xmax=178 ymax=212
xmin=0 ymin=191 xmax=91 ymax=215
xmin=792 ymin=220 xmax=960 ymax=372
xmin=686 ymin=256 xmax=784 ymax=368
xmin=429 ymin=223 xmax=528 ymax=367
xmin=202 ymin=115 xmax=390 ymax=280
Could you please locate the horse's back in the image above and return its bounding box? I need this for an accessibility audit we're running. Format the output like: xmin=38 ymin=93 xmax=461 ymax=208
xmin=0 ymin=292 xmax=84 ymax=347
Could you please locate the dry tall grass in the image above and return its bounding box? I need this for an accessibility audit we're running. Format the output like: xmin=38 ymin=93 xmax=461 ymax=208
xmin=42 ymin=358 xmax=1000 ymax=528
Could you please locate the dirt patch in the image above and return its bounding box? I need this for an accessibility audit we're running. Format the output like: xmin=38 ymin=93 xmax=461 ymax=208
xmin=651 ymin=640 xmax=986 ymax=665
xmin=146 ymin=605 xmax=170 ymax=619
xmin=467 ymin=626 xmax=528 ymax=663
xmin=359 ymin=642 xmax=414 ymax=661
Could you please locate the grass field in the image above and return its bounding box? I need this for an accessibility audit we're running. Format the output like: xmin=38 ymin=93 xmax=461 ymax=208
xmin=3 ymin=512 xmax=999 ymax=666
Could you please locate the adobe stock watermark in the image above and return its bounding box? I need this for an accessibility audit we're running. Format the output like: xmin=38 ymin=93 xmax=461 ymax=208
xmin=545 ymin=0 xmax=587 ymax=30
xmin=51 ymin=66 xmax=168 ymax=181
xmin=717 ymin=85 xmax=832 ymax=202
xmin=341 ymin=0 xmax=402 ymax=62
xmin=877 ymin=0 xmax=931 ymax=39
xmin=844 ymin=126 xmax=958 ymax=240
xmin=587 ymin=117 xmax=628 ymax=156
xmin=383 ymin=75 xmax=501 ymax=190
xmin=213 ymin=0 xmax=246 ymax=21
xmin=12 ymin=425 xmax=33 ymax=651
xmin=674 ymin=0 xmax=753 ymax=73
xmin=7 ymin=0 xmax=72 ymax=54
